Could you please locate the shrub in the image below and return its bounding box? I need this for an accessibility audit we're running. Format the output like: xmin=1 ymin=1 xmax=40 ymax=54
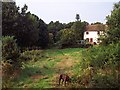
xmin=20 ymin=50 xmax=44 ymax=62
xmin=2 ymin=36 xmax=21 ymax=88
xmin=92 ymin=74 xmax=119 ymax=88
xmin=79 ymin=42 xmax=120 ymax=88
xmin=2 ymin=36 xmax=20 ymax=62
xmin=56 ymin=29 xmax=78 ymax=48
xmin=81 ymin=43 xmax=119 ymax=69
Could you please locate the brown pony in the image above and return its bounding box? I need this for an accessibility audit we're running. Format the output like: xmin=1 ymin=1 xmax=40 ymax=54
xmin=58 ymin=74 xmax=71 ymax=86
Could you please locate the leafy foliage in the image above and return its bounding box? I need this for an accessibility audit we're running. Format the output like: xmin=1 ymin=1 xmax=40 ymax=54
xmin=2 ymin=36 xmax=21 ymax=88
xmin=80 ymin=42 xmax=120 ymax=88
xmin=47 ymin=21 xmax=64 ymax=43
xmin=16 ymin=11 xmax=39 ymax=47
xmin=2 ymin=2 xmax=19 ymax=36
xmin=48 ymin=33 xmax=54 ymax=48
xmin=63 ymin=22 xmax=75 ymax=29
xmin=71 ymin=21 xmax=88 ymax=40
xmin=56 ymin=29 xmax=78 ymax=48
xmin=91 ymin=22 xmax=103 ymax=25
xmin=2 ymin=36 xmax=20 ymax=62
xmin=102 ymin=1 xmax=120 ymax=45
xmin=2 ymin=2 xmax=49 ymax=48
xmin=78 ymin=2 xmax=120 ymax=88
xmin=21 ymin=50 xmax=44 ymax=62
xmin=37 ymin=19 xmax=49 ymax=49
xmin=56 ymin=21 xmax=88 ymax=48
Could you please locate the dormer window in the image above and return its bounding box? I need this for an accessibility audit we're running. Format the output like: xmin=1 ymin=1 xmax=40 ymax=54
xmin=86 ymin=32 xmax=89 ymax=34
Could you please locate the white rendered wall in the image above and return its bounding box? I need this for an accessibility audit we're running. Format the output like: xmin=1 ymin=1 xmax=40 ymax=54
xmin=84 ymin=31 xmax=100 ymax=44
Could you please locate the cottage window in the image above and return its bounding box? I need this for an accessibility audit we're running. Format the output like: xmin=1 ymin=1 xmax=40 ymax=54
xmin=86 ymin=32 xmax=89 ymax=34
xmin=97 ymin=38 xmax=100 ymax=43
xmin=90 ymin=38 xmax=93 ymax=42
xmin=97 ymin=31 xmax=100 ymax=34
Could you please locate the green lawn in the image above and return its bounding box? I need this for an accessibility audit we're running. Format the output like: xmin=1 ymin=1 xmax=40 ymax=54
xmin=12 ymin=48 xmax=84 ymax=88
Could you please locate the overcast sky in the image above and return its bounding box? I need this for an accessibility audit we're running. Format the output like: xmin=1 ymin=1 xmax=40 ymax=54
xmin=15 ymin=0 xmax=119 ymax=24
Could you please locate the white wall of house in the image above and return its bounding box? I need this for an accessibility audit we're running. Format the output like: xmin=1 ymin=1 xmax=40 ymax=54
xmin=84 ymin=31 xmax=100 ymax=44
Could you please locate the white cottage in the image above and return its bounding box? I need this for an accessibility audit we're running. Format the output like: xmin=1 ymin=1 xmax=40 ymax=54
xmin=84 ymin=24 xmax=107 ymax=45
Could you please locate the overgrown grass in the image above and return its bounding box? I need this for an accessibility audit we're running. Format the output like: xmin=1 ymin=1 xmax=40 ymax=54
xmin=11 ymin=46 xmax=119 ymax=88
xmin=5 ymin=46 xmax=120 ymax=88
xmin=12 ymin=48 xmax=84 ymax=88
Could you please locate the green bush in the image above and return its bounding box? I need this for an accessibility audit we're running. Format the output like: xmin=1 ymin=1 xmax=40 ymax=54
xmin=2 ymin=36 xmax=21 ymax=88
xmin=2 ymin=36 xmax=20 ymax=62
xmin=20 ymin=50 xmax=44 ymax=62
xmin=79 ymin=42 xmax=120 ymax=88
xmin=56 ymin=29 xmax=78 ymax=48
xmin=92 ymin=74 xmax=119 ymax=88
xmin=82 ymin=43 xmax=120 ymax=69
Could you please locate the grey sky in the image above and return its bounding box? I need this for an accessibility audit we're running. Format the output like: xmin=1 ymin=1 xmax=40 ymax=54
xmin=16 ymin=0 xmax=119 ymax=24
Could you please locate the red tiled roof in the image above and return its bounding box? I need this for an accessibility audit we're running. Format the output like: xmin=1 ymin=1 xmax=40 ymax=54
xmin=85 ymin=24 xmax=107 ymax=31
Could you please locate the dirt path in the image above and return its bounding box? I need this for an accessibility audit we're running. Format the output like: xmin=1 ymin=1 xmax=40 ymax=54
xmin=50 ymin=53 xmax=79 ymax=88
xmin=55 ymin=53 xmax=79 ymax=69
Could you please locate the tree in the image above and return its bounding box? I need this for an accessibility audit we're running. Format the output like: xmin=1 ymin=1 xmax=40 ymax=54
xmin=57 ymin=29 xmax=77 ymax=48
xmin=2 ymin=2 xmax=39 ymax=47
xmin=63 ymin=22 xmax=75 ymax=29
xmin=37 ymin=19 xmax=49 ymax=49
xmin=2 ymin=2 xmax=19 ymax=36
xmin=102 ymin=1 xmax=120 ymax=45
xmin=76 ymin=14 xmax=80 ymax=21
xmin=2 ymin=2 xmax=49 ymax=48
xmin=16 ymin=9 xmax=39 ymax=47
xmin=56 ymin=21 xmax=88 ymax=48
xmin=91 ymin=22 xmax=103 ymax=25
xmin=71 ymin=21 xmax=88 ymax=40
xmin=47 ymin=21 xmax=64 ymax=42
xmin=2 ymin=36 xmax=21 ymax=88
xmin=48 ymin=33 xmax=54 ymax=47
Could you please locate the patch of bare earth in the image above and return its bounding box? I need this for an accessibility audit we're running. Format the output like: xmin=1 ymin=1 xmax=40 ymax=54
xmin=55 ymin=59 xmax=73 ymax=69
xmin=73 ymin=52 xmax=81 ymax=54
xmin=30 ymin=75 xmax=48 ymax=79
xmin=30 ymin=74 xmax=48 ymax=83
xmin=55 ymin=54 xmax=79 ymax=70
xmin=51 ymin=54 xmax=80 ymax=87
xmin=49 ymin=74 xmax=59 ymax=87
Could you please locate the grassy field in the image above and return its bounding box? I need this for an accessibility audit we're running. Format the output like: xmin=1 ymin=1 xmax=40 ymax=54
xmin=12 ymin=48 xmax=84 ymax=88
